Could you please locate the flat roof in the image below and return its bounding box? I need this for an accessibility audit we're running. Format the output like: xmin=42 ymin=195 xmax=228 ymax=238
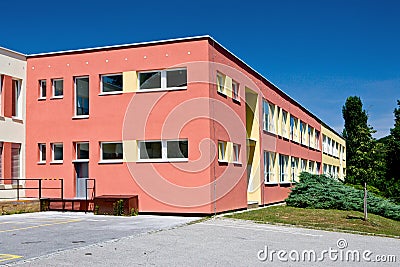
xmin=0 ymin=46 xmax=26 ymax=60
xmin=24 ymin=35 xmax=342 ymax=139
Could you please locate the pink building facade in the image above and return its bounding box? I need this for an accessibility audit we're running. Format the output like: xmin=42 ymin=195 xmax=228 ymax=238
xmin=22 ymin=36 xmax=345 ymax=214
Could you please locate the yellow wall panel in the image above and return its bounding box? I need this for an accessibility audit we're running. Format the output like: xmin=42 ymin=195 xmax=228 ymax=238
xmin=123 ymin=140 xmax=137 ymax=162
xmin=123 ymin=71 xmax=138 ymax=93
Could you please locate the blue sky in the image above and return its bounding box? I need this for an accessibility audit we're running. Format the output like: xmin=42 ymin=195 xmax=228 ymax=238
xmin=1 ymin=0 xmax=399 ymax=138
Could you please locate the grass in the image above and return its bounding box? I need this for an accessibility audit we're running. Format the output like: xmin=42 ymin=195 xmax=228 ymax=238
xmin=225 ymin=206 xmax=400 ymax=238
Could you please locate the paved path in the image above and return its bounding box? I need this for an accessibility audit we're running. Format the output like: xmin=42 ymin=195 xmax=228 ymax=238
xmin=0 ymin=211 xmax=199 ymax=266
xmin=2 ymin=214 xmax=398 ymax=266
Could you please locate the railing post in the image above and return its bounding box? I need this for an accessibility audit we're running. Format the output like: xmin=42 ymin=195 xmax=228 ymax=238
xmin=39 ymin=179 xmax=42 ymax=199
xmin=85 ymin=179 xmax=88 ymax=214
xmin=61 ymin=179 xmax=64 ymax=212
xmin=17 ymin=180 xmax=20 ymax=200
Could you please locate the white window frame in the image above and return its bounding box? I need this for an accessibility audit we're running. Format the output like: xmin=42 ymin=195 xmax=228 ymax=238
xmin=39 ymin=79 xmax=46 ymax=99
xmin=100 ymin=142 xmax=123 ymax=163
xmin=12 ymin=79 xmax=22 ymax=119
xmin=138 ymin=139 xmax=188 ymax=162
xmin=268 ymin=103 xmax=276 ymax=134
xmin=0 ymin=75 xmax=2 ymax=116
xmin=138 ymin=68 xmax=187 ymax=92
xmin=73 ymin=142 xmax=89 ymax=163
xmin=216 ymin=72 xmax=226 ymax=95
xmin=233 ymin=143 xmax=240 ymax=163
xmin=38 ymin=143 xmax=46 ymax=164
xmin=74 ymin=76 xmax=89 ymax=118
xmin=100 ymin=73 xmax=123 ymax=95
xmin=263 ymin=100 xmax=269 ymax=131
xmin=52 ymin=78 xmax=64 ymax=98
xmin=264 ymin=151 xmax=276 ymax=184
xmin=232 ymin=80 xmax=239 ymax=101
xmin=51 ymin=143 xmax=63 ymax=163
xmin=218 ymin=141 xmax=227 ymax=162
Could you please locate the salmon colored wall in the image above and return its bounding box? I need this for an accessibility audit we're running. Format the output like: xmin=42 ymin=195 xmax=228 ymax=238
xmin=208 ymin=42 xmax=323 ymax=206
xmin=25 ymin=39 xmax=251 ymax=214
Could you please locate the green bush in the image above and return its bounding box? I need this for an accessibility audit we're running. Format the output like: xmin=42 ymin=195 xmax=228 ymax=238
xmin=286 ymin=173 xmax=400 ymax=221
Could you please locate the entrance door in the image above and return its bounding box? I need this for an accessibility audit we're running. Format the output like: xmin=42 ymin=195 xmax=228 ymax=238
xmin=75 ymin=162 xmax=88 ymax=199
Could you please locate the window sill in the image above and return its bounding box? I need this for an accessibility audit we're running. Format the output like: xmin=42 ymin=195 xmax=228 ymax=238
xmin=232 ymin=98 xmax=241 ymax=104
xmin=233 ymin=161 xmax=242 ymax=166
xmin=98 ymin=160 xmax=123 ymax=164
xmin=264 ymin=182 xmax=279 ymax=185
xmin=50 ymin=161 xmax=63 ymax=165
xmin=137 ymin=158 xmax=188 ymax=163
xmin=217 ymin=90 xmax=227 ymax=97
xmin=72 ymin=115 xmax=89 ymax=120
xmin=218 ymin=159 xmax=229 ymax=164
xmin=37 ymin=162 xmax=46 ymax=165
xmin=38 ymin=97 xmax=46 ymax=101
xmin=72 ymin=159 xmax=89 ymax=163
xmin=137 ymin=86 xmax=187 ymax=93
xmin=99 ymin=91 xmax=123 ymax=96
xmin=51 ymin=96 xmax=64 ymax=99
xmin=12 ymin=117 xmax=23 ymax=123
xmin=279 ymin=181 xmax=292 ymax=185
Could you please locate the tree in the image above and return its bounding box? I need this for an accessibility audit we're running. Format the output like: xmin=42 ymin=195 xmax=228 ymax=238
xmin=342 ymin=96 xmax=379 ymax=220
xmin=386 ymin=100 xmax=400 ymax=203
xmin=342 ymin=96 xmax=370 ymax=185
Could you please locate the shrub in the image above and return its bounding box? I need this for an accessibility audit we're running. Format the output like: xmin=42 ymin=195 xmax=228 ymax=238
xmin=286 ymin=173 xmax=400 ymax=221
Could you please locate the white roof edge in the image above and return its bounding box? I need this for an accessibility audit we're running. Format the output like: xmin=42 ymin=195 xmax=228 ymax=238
xmin=0 ymin=46 xmax=26 ymax=58
xmin=27 ymin=35 xmax=211 ymax=57
xmin=207 ymin=36 xmax=343 ymax=139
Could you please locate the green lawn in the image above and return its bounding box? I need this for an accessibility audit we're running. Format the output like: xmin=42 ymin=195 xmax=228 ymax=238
xmin=225 ymin=206 xmax=400 ymax=238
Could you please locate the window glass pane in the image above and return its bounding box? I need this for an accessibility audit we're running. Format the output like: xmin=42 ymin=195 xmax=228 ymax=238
xmin=39 ymin=144 xmax=46 ymax=161
xmin=102 ymin=143 xmax=123 ymax=160
xmin=12 ymin=80 xmax=20 ymax=117
xmin=77 ymin=143 xmax=89 ymax=159
xmin=40 ymin=80 xmax=46 ymax=97
xmin=232 ymin=81 xmax=238 ymax=99
xmin=76 ymin=77 xmax=89 ymax=115
xmin=53 ymin=144 xmax=63 ymax=161
xmin=167 ymin=140 xmax=188 ymax=159
xmin=54 ymin=79 xmax=63 ymax=96
xmin=102 ymin=74 xmax=123 ymax=92
xmin=139 ymin=141 xmax=162 ymax=159
xmin=167 ymin=69 xmax=187 ymax=88
xmin=139 ymin=72 xmax=161 ymax=89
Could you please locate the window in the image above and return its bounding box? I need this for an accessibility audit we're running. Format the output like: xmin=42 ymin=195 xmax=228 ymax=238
xmin=138 ymin=140 xmax=188 ymax=161
xmin=281 ymin=110 xmax=288 ymax=138
xmin=233 ymin=143 xmax=240 ymax=163
xmin=39 ymin=80 xmax=46 ymax=99
xmin=263 ymin=100 xmax=269 ymax=131
xmin=264 ymin=151 xmax=276 ymax=183
xmin=12 ymin=79 xmax=21 ymax=118
xmin=279 ymin=154 xmax=289 ymax=182
xmin=301 ymin=159 xmax=307 ymax=172
xmin=316 ymin=162 xmax=321 ymax=175
xmin=11 ymin=144 xmax=20 ymax=183
xmin=52 ymin=79 xmax=64 ymax=97
xmin=76 ymin=142 xmax=89 ymax=160
xmin=139 ymin=68 xmax=187 ymax=90
xmin=315 ymin=131 xmax=320 ymax=150
xmin=75 ymin=77 xmax=89 ymax=116
xmin=0 ymin=143 xmax=2 ymax=181
xmin=232 ymin=80 xmax=239 ymax=100
xmin=268 ymin=103 xmax=276 ymax=133
xmin=101 ymin=74 xmax=122 ymax=93
xmin=39 ymin=143 xmax=46 ymax=163
xmin=300 ymin=122 xmax=307 ymax=145
xmin=0 ymin=75 xmax=2 ymax=116
xmin=101 ymin=142 xmax=123 ymax=161
xmin=216 ymin=72 xmax=225 ymax=94
xmin=291 ymin=157 xmax=299 ymax=182
xmin=139 ymin=141 xmax=161 ymax=159
xmin=309 ymin=161 xmax=315 ymax=173
xmin=166 ymin=69 xmax=187 ymax=88
xmin=167 ymin=140 xmax=188 ymax=159
xmin=218 ymin=141 xmax=226 ymax=162
xmin=52 ymin=143 xmax=63 ymax=162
